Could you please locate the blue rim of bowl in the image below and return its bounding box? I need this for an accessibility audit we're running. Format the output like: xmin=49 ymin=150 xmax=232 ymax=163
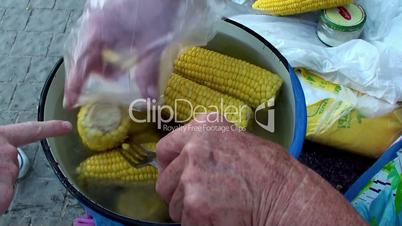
xmin=37 ymin=18 xmax=307 ymax=225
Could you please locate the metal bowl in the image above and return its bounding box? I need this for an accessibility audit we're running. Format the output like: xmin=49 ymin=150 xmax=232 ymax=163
xmin=38 ymin=18 xmax=306 ymax=225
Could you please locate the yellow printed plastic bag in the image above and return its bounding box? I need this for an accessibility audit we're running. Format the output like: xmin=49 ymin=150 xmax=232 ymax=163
xmin=297 ymin=69 xmax=402 ymax=158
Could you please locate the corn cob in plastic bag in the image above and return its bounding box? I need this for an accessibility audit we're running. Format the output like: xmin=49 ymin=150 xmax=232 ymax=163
xmin=63 ymin=0 xmax=246 ymax=108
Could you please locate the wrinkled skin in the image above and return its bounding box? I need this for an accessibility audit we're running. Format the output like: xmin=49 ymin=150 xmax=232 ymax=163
xmin=64 ymin=0 xmax=181 ymax=108
xmin=0 ymin=121 xmax=72 ymax=214
xmin=156 ymin=113 xmax=367 ymax=226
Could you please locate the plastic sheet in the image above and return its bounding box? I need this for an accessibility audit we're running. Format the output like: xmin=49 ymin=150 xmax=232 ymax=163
xmin=232 ymin=0 xmax=402 ymax=104
xmin=63 ymin=0 xmax=248 ymax=109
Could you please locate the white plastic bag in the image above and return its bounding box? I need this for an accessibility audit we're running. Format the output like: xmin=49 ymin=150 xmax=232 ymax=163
xmin=232 ymin=0 xmax=402 ymax=104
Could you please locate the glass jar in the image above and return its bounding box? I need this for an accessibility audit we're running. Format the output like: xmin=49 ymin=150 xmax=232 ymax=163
xmin=317 ymin=4 xmax=366 ymax=47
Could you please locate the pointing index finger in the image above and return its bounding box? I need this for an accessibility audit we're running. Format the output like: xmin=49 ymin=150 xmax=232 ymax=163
xmin=0 ymin=121 xmax=72 ymax=147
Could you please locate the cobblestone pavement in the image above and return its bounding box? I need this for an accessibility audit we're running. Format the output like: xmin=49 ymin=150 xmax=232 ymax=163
xmin=0 ymin=0 xmax=85 ymax=225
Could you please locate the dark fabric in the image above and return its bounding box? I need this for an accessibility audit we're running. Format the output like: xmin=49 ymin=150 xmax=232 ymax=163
xmin=300 ymin=141 xmax=375 ymax=193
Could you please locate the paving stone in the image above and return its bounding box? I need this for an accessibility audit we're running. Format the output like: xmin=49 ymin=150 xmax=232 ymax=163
xmin=0 ymin=8 xmax=30 ymax=31
xmin=60 ymin=192 xmax=85 ymax=222
xmin=0 ymin=31 xmax=16 ymax=55
xmin=16 ymin=110 xmax=38 ymax=122
xmin=32 ymin=147 xmax=56 ymax=178
xmin=26 ymin=57 xmax=59 ymax=82
xmin=9 ymin=177 xmax=66 ymax=217
xmin=3 ymin=178 xmax=85 ymax=225
xmin=0 ymin=208 xmax=71 ymax=226
xmin=0 ymin=83 xmax=16 ymax=109
xmin=66 ymin=10 xmax=82 ymax=31
xmin=48 ymin=33 xmax=67 ymax=56
xmin=0 ymin=56 xmax=30 ymax=82
xmin=0 ymin=111 xmax=18 ymax=125
xmin=26 ymin=9 xmax=68 ymax=33
xmin=55 ymin=0 xmax=86 ymax=10
xmin=0 ymin=8 xmax=5 ymax=21
xmin=31 ymin=216 xmax=69 ymax=226
xmin=29 ymin=0 xmax=56 ymax=9
xmin=0 ymin=0 xmax=29 ymax=8
xmin=10 ymin=83 xmax=42 ymax=111
xmin=11 ymin=32 xmax=52 ymax=56
xmin=0 ymin=215 xmax=31 ymax=226
xmin=66 ymin=192 xmax=83 ymax=209
xmin=1 ymin=216 xmax=70 ymax=226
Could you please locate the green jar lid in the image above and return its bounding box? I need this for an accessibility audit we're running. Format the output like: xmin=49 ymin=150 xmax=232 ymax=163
xmin=320 ymin=4 xmax=366 ymax=32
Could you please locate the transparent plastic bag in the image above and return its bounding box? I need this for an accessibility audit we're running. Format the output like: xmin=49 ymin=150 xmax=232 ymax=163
xmin=64 ymin=0 xmax=249 ymax=109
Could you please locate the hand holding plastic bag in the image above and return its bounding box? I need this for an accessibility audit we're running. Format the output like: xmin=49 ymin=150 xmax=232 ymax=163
xmin=64 ymin=0 xmax=228 ymax=109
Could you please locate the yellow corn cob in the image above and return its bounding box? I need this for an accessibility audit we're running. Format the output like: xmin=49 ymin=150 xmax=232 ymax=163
xmin=124 ymin=128 xmax=161 ymax=151
xmin=174 ymin=47 xmax=283 ymax=108
xmin=128 ymin=111 xmax=152 ymax=134
xmin=131 ymin=130 xmax=161 ymax=143
xmin=252 ymin=0 xmax=352 ymax=16
xmin=77 ymin=149 xmax=158 ymax=183
xmin=77 ymin=103 xmax=131 ymax=152
xmin=164 ymin=74 xmax=252 ymax=129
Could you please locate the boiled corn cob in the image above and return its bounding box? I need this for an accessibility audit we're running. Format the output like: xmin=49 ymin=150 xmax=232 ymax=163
xmin=174 ymin=47 xmax=283 ymax=108
xmin=77 ymin=149 xmax=158 ymax=183
xmin=164 ymin=74 xmax=252 ymax=129
xmin=128 ymin=111 xmax=151 ymax=134
xmin=77 ymin=103 xmax=131 ymax=152
xmin=252 ymin=0 xmax=352 ymax=16
xmin=128 ymin=126 xmax=162 ymax=144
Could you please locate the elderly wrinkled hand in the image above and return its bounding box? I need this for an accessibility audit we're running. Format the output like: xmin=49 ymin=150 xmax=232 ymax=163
xmin=156 ymin=113 xmax=367 ymax=226
xmin=0 ymin=121 xmax=72 ymax=214
xmin=64 ymin=0 xmax=181 ymax=108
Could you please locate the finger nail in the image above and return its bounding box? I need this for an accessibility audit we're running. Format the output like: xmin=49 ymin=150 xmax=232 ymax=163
xmin=62 ymin=121 xmax=73 ymax=130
